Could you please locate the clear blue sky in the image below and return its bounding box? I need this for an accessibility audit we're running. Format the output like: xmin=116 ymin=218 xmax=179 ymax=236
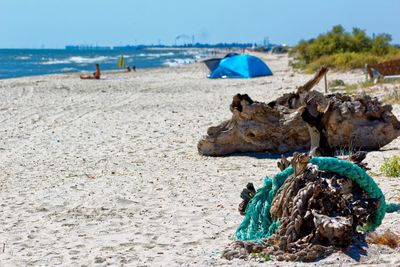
xmin=1 ymin=0 xmax=399 ymax=48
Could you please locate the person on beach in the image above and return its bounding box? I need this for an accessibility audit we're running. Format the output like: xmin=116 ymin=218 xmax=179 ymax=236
xmin=132 ymin=65 xmax=136 ymax=72
xmin=125 ymin=66 xmax=131 ymax=72
xmin=80 ymin=64 xmax=101 ymax=79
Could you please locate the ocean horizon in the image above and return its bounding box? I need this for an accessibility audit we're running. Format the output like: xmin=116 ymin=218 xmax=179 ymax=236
xmin=0 ymin=48 xmax=211 ymax=79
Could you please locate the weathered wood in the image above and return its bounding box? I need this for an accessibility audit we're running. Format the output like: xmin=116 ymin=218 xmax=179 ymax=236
xmin=198 ymin=69 xmax=400 ymax=156
xmin=324 ymin=74 xmax=328 ymax=93
xmin=300 ymin=94 xmax=334 ymax=156
xmin=270 ymin=66 xmax=328 ymax=108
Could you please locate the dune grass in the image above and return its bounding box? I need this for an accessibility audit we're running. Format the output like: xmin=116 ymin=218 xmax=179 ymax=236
xmin=383 ymin=90 xmax=400 ymax=104
xmin=329 ymin=80 xmax=376 ymax=95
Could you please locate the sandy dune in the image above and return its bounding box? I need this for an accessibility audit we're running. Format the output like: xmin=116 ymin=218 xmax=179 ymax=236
xmin=0 ymin=54 xmax=399 ymax=266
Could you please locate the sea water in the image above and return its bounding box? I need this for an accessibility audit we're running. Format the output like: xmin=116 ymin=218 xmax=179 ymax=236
xmin=0 ymin=48 xmax=210 ymax=79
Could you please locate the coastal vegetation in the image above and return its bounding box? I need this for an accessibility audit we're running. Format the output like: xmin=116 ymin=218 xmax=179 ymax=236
xmin=380 ymin=156 xmax=400 ymax=177
xmin=289 ymin=25 xmax=400 ymax=72
xmin=328 ymin=80 xmax=376 ymax=95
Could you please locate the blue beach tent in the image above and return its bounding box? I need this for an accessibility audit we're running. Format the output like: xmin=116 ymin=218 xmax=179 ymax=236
xmin=209 ymin=54 xmax=272 ymax=79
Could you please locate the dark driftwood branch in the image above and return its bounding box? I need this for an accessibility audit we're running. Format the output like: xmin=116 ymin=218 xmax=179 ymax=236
xmin=269 ymin=66 xmax=329 ymax=109
xmin=301 ymin=95 xmax=334 ymax=156
xmin=297 ymin=66 xmax=329 ymax=94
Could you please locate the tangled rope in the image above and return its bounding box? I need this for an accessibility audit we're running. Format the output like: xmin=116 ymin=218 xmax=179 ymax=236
xmin=236 ymin=157 xmax=400 ymax=242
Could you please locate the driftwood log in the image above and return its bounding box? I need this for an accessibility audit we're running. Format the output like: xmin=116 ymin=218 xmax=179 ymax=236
xmin=198 ymin=68 xmax=400 ymax=156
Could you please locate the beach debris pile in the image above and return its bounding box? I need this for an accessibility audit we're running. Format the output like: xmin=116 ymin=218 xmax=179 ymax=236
xmin=198 ymin=67 xmax=400 ymax=156
xmin=223 ymin=153 xmax=384 ymax=261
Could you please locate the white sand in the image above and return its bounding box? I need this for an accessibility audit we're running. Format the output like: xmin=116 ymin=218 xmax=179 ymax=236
xmin=0 ymin=53 xmax=399 ymax=266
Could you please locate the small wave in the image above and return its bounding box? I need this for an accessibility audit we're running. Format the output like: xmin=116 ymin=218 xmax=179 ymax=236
xmin=153 ymin=52 xmax=175 ymax=57
xmin=41 ymin=56 xmax=114 ymax=65
xmin=15 ymin=56 xmax=32 ymax=60
xmin=163 ymin=58 xmax=195 ymax=67
xmin=61 ymin=67 xmax=77 ymax=72
xmin=139 ymin=52 xmax=175 ymax=58
xmin=42 ymin=59 xmax=70 ymax=65
xmin=69 ymin=56 xmax=111 ymax=64
xmin=182 ymin=51 xmax=198 ymax=56
xmin=182 ymin=50 xmax=209 ymax=60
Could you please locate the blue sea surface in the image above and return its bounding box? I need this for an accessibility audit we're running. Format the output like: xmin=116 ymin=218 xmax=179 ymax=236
xmin=0 ymin=48 xmax=209 ymax=79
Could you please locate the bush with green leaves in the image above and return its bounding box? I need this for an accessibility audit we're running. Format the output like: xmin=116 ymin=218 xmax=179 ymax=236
xmin=380 ymin=156 xmax=400 ymax=177
xmin=290 ymin=25 xmax=400 ymax=72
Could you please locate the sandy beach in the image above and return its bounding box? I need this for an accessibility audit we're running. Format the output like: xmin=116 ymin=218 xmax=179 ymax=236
xmin=0 ymin=53 xmax=399 ymax=266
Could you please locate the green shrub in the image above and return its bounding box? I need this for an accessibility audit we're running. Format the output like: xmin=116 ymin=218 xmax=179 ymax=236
xmin=380 ymin=156 xmax=400 ymax=177
xmin=290 ymin=25 xmax=400 ymax=71
xmin=329 ymin=79 xmax=345 ymax=87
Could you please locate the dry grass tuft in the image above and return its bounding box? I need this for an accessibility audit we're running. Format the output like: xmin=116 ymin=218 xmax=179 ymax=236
xmin=366 ymin=229 xmax=400 ymax=248
xmin=383 ymin=88 xmax=400 ymax=104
